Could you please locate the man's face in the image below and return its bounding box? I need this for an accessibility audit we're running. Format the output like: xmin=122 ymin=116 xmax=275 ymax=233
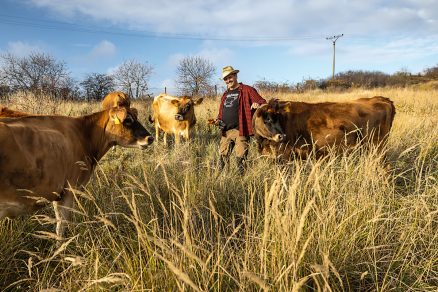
xmin=223 ymin=73 xmax=238 ymax=90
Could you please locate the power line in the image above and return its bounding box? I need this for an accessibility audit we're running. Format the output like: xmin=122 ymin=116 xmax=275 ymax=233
xmin=0 ymin=14 xmax=327 ymax=42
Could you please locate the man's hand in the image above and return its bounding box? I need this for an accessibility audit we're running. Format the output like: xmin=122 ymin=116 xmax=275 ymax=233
xmin=208 ymin=118 xmax=226 ymax=130
xmin=216 ymin=119 xmax=226 ymax=130
xmin=251 ymin=103 xmax=261 ymax=109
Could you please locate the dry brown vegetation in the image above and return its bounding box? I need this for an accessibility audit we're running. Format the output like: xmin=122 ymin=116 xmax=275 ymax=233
xmin=0 ymin=87 xmax=437 ymax=291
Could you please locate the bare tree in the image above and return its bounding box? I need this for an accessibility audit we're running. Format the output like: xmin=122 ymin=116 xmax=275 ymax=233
xmin=0 ymin=84 xmax=10 ymax=100
xmin=59 ymin=76 xmax=81 ymax=100
xmin=423 ymin=64 xmax=438 ymax=79
xmin=0 ymin=52 xmax=72 ymax=98
xmin=80 ymin=73 xmax=115 ymax=101
xmin=112 ymin=59 xmax=153 ymax=98
xmin=176 ymin=56 xmax=215 ymax=96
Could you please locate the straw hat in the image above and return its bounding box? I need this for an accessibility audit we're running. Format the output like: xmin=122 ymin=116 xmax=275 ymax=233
xmin=221 ymin=66 xmax=239 ymax=79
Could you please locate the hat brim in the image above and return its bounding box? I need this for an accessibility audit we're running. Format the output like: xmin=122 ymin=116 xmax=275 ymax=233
xmin=221 ymin=69 xmax=239 ymax=80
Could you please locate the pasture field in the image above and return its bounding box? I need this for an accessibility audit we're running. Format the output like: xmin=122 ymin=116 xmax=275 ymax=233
xmin=0 ymin=87 xmax=437 ymax=291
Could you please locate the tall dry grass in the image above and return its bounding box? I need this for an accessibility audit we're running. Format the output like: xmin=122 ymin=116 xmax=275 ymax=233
xmin=0 ymin=87 xmax=437 ymax=291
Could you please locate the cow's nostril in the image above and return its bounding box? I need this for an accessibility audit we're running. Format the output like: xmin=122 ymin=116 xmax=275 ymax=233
xmin=147 ymin=136 xmax=154 ymax=144
xmin=274 ymin=134 xmax=285 ymax=142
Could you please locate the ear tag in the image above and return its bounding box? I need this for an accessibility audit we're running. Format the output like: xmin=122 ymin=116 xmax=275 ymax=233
xmin=113 ymin=116 xmax=121 ymax=125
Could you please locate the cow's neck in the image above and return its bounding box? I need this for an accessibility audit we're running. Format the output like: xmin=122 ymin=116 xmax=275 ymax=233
xmin=79 ymin=110 xmax=113 ymax=165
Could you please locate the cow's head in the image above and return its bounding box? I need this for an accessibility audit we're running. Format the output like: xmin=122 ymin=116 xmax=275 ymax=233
xmin=107 ymin=106 xmax=153 ymax=148
xmin=171 ymin=96 xmax=204 ymax=121
xmin=253 ymin=99 xmax=286 ymax=142
xmin=102 ymin=91 xmax=131 ymax=110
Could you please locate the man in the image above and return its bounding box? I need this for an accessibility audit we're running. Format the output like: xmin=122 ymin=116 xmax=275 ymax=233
xmin=216 ymin=66 xmax=267 ymax=174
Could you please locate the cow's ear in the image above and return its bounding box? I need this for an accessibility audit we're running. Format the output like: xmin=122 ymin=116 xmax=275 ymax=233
xmin=194 ymin=98 xmax=204 ymax=105
xmin=256 ymin=104 xmax=269 ymax=117
xmin=255 ymin=108 xmax=264 ymax=117
xmin=129 ymin=108 xmax=138 ymax=118
xmin=109 ymin=107 xmax=127 ymax=125
xmin=118 ymin=93 xmax=131 ymax=108
xmin=282 ymin=103 xmax=292 ymax=113
xmin=171 ymin=100 xmax=180 ymax=106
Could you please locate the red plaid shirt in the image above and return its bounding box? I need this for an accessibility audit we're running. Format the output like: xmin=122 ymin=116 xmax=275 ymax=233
xmin=218 ymin=83 xmax=266 ymax=136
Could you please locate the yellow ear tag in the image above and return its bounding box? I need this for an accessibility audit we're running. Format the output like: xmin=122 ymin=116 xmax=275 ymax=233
xmin=113 ymin=116 xmax=121 ymax=125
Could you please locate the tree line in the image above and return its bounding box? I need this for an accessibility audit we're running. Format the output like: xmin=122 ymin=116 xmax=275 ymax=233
xmin=0 ymin=52 xmax=217 ymax=100
xmin=254 ymin=65 xmax=438 ymax=93
xmin=2 ymin=51 xmax=437 ymax=100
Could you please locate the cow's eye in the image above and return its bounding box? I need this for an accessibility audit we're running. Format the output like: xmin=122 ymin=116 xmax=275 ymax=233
xmin=124 ymin=116 xmax=134 ymax=126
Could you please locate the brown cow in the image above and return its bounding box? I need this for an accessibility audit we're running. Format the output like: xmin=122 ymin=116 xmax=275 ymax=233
xmin=101 ymin=91 xmax=131 ymax=109
xmin=253 ymin=96 xmax=395 ymax=159
xmin=149 ymin=93 xmax=203 ymax=144
xmin=0 ymin=106 xmax=153 ymax=238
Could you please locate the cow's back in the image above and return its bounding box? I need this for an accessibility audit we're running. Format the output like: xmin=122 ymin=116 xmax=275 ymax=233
xmin=283 ymin=96 xmax=395 ymax=151
xmin=0 ymin=106 xmax=32 ymax=118
xmin=0 ymin=116 xmax=91 ymax=194
xmin=0 ymin=120 xmax=77 ymax=217
xmin=152 ymin=94 xmax=178 ymax=132
xmin=354 ymin=96 xmax=395 ymax=140
xmin=0 ymin=122 xmax=70 ymax=195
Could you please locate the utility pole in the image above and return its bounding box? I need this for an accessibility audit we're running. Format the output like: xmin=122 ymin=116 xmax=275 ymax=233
xmin=326 ymin=34 xmax=343 ymax=80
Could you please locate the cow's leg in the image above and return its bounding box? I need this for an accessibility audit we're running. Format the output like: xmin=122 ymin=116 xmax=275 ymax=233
xmin=174 ymin=133 xmax=181 ymax=145
xmin=183 ymin=129 xmax=190 ymax=143
xmin=1 ymin=195 xmax=50 ymax=219
xmin=0 ymin=200 xmax=32 ymax=219
xmin=155 ymin=124 xmax=160 ymax=143
xmin=53 ymin=189 xmax=74 ymax=239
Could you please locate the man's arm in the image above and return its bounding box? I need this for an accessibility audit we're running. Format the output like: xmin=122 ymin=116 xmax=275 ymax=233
xmin=248 ymin=86 xmax=267 ymax=109
xmin=249 ymin=86 xmax=267 ymax=104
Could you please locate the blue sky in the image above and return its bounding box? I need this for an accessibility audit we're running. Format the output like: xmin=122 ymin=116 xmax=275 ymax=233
xmin=1 ymin=0 xmax=437 ymax=95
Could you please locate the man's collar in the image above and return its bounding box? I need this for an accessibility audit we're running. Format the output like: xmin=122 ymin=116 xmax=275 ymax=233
xmin=228 ymin=83 xmax=241 ymax=91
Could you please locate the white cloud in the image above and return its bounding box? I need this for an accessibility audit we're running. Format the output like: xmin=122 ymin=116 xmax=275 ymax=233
xmin=165 ymin=46 xmax=234 ymax=82
xmin=166 ymin=45 xmax=234 ymax=67
xmin=28 ymin=0 xmax=438 ymax=39
xmin=166 ymin=53 xmax=185 ymax=68
xmin=289 ymin=40 xmax=328 ymax=57
xmin=106 ymin=65 xmax=119 ymax=75
xmin=160 ymin=78 xmax=175 ymax=88
xmin=89 ymin=40 xmax=116 ymax=59
xmin=197 ymin=44 xmax=234 ymax=66
xmin=24 ymin=0 xmax=438 ymax=81
xmin=288 ymin=30 xmax=438 ymax=63
xmin=346 ymin=37 xmax=438 ymax=64
xmin=6 ymin=41 xmax=44 ymax=57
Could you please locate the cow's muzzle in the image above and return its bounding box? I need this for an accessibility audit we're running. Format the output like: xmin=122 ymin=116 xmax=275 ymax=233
xmin=273 ymin=134 xmax=286 ymax=142
xmin=146 ymin=136 xmax=154 ymax=144
xmin=138 ymin=136 xmax=154 ymax=149
xmin=175 ymin=114 xmax=184 ymax=121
